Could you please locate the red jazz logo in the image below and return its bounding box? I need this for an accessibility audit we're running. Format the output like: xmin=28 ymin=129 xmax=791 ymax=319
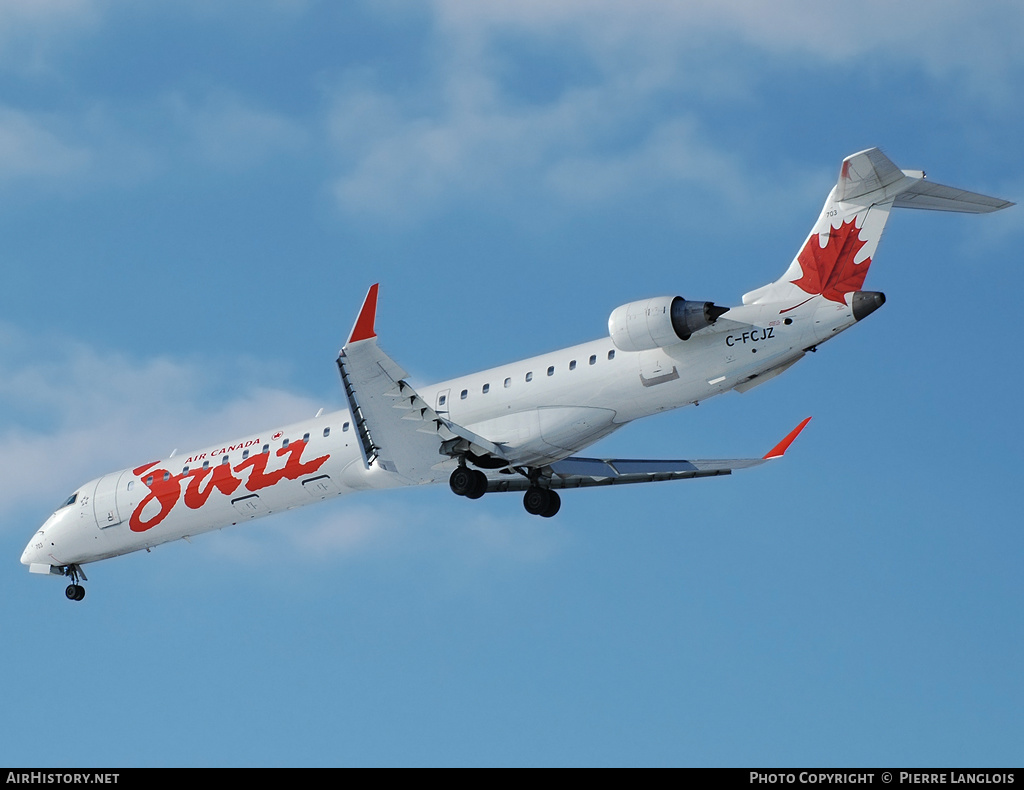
xmin=129 ymin=439 xmax=330 ymax=532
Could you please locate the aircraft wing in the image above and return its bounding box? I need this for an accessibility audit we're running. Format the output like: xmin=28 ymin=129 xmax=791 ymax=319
xmin=337 ymin=284 xmax=509 ymax=483
xmin=483 ymin=417 xmax=812 ymax=492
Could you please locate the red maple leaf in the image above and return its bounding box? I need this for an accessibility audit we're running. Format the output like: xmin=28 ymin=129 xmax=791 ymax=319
xmin=791 ymin=218 xmax=871 ymax=303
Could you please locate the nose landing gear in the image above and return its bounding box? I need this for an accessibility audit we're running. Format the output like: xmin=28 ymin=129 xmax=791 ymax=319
xmin=62 ymin=564 xmax=87 ymax=602
xmin=65 ymin=584 xmax=85 ymax=601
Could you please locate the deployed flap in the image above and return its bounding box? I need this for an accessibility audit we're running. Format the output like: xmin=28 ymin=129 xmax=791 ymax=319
xmin=338 ymin=285 xmax=509 ymax=483
xmin=486 ymin=455 xmax=757 ymax=492
xmin=486 ymin=418 xmax=811 ymax=493
xmin=553 ymin=455 xmax=764 ymax=478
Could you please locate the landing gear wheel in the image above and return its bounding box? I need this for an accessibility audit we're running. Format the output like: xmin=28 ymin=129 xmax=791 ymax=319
xmin=450 ymin=467 xmax=488 ymax=499
xmin=523 ymin=487 xmax=560 ymax=518
xmin=541 ymin=489 xmax=560 ymax=518
xmin=65 ymin=584 xmax=85 ymax=601
xmin=62 ymin=564 xmax=87 ymax=601
xmin=449 ymin=466 xmax=474 ymax=496
xmin=465 ymin=470 xmax=487 ymax=499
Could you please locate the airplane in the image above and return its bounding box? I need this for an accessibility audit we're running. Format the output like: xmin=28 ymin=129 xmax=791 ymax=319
xmin=21 ymin=148 xmax=1012 ymax=601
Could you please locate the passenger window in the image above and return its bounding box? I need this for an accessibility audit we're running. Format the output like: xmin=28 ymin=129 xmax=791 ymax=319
xmin=262 ymin=444 xmax=270 ymax=454
xmin=504 ymin=377 xmax=511 ymax=388
xmin=242 ymin=450 xmax=249 ymax=460
xmin=439 ymin=394 xmax=447 ymax=406
xmin=180 ymin=468 xmax=188 ymax=476
xmin=221 ymin=455 xmax=229 ymax=465
xmin=608 ymin=349 xmax=616 ymax=360
xmin=526 ymin=372 xmax=533 ymax=382
xmin=164 ymin=471 xmax=171 ymax=480
xmin=482 ymin=383 xmax=490 ymax=394
xmin=303 ymin=432 xmax=310 ymax=443
xmin=343 ymin=422 xmax=350 ymax=432
xmin=589 ymin=355 xmax=597 ymax=365
xmin=282 ymin=438 xmax=290 ymax=449
xmin=461 ymin=389 xmax=468 ymax=400
xmin=569 ymin=360 xmax=576 ymax=371
xmin=547 ymin=366 xmax=554 ymax=377
xmin=324 ymin=427 xmax=331 ymax=438
xmin=203 ymin=461 xmax=210 ymax=469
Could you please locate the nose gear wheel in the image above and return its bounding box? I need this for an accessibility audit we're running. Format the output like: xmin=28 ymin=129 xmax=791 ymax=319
xmin=62 ymin=564 xmax=87 ymax=602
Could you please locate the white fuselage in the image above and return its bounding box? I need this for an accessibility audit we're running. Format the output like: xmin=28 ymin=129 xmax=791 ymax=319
xmin=20 ymin=294 xmax=856 ymax=571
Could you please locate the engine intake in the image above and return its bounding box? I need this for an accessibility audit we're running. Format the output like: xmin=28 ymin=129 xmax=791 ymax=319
xmin=608 ymin=296 xmax=727 ymax=352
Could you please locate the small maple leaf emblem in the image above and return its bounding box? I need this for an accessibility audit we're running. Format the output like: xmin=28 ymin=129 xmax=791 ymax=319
xmin=792 ymin=218 xmax=871 ymax=303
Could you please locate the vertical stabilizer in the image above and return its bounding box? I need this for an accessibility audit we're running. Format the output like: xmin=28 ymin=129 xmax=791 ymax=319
xmin=742 ymin=148 xmax=1012 ymax=307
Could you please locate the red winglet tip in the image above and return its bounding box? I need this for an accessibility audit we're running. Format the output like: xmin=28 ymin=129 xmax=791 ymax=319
xmin=763 ymin=416 xmax=812 ymax=460
xmin=348 ymin=283 xmax=379 ymax=344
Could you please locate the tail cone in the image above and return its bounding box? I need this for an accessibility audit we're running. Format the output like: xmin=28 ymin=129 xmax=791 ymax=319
xmin=852 ymin=291 xmax=885 ymax=322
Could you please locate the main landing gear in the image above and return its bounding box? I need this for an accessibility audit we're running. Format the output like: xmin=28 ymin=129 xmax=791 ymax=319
xmin=449 ymin=464 xmax=561 ymax=518
xmin=523 ymin=486 xmax=560 ymax=518
xmin=449 ymin=465 xmax=488 ymax=499
xmin=63 ymin=564 xmax=86 ymax=602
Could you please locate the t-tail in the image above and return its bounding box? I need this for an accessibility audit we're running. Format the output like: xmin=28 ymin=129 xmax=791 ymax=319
xmin=742 ymin=148 xmax=1013 ymax=308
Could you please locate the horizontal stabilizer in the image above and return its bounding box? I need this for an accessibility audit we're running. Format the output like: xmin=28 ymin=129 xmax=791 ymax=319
xmin=834 ymin=148 xmax=1012 ymax=212
xmin=893 ymin=180 xmax=1013 ymax=213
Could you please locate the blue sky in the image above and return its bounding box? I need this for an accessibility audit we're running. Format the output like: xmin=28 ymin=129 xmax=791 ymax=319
xmin=2 ymin=0 xmax=1022 ymax=768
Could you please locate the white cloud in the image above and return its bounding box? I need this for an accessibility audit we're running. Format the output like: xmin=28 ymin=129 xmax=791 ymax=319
xmin=196 ymin=499 xmax=571 ymax=571
xmin=0 ymin=89 xmax=307 ymax=200
xmin=0 ymin=106 xmax=91 ymax=182
xmin=2 ymin=2 xmax=1015 ymax=219
xmin=0 ymin=0 xmax=100 ymax=74
xmin=543 ymin=119 xmax=745 ymax=205
xmin=433 ymin=0 xmax=1024 ymax=77
xmin=164 ymin=91 xmax=308 ymax=169
xmin=325 ymin=51 xmax=758 ymax=222
xmin=327 ymin=74 xmax=604 ymax=217
xmin=325 ymin=0 xmax=1024 ymax=221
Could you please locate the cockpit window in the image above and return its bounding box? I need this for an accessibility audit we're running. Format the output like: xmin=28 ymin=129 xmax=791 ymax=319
xmin=60 ymin=493 xmax=78 ymax=509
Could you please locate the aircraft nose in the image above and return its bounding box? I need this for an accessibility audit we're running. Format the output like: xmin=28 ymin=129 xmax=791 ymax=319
xmin=22 ymin=519 xmax=61 ymax=569
xmin=22 ymin=528 xmax=50 ymax=566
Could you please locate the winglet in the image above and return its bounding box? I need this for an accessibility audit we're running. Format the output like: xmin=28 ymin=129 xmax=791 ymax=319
xmin=763 ymin=417 xmax=812 ymax=460
xmin=348 ymin=283 xmax=379 ymax=344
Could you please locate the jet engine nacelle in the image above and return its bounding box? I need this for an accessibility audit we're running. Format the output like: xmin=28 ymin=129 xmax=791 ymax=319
xmin=608 ymin=296 xmax=728 ymax=352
